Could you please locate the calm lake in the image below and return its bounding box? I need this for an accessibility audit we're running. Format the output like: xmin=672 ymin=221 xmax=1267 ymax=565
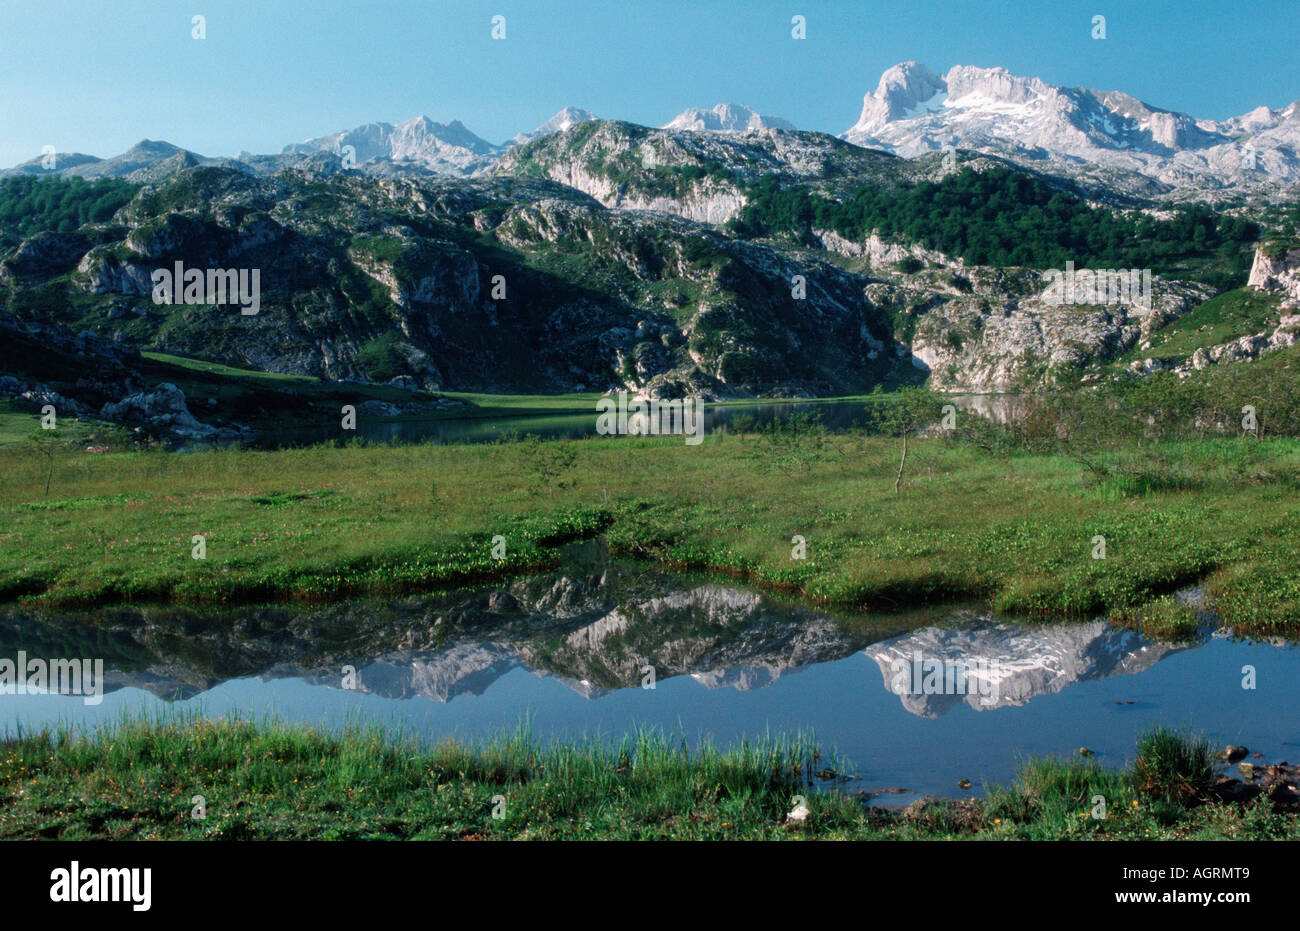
xmin=263 ymin=395 xmax=1012 ymax=447
xmin=2 ymin=540 xmax=1294 ymax=803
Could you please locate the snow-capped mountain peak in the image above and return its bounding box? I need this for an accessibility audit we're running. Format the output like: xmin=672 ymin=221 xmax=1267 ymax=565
xmin=842 ymin=61 xmax=1300 ymax=193
xmin=662 ymin=103 xmax=795 ymax=133
xmin=849 ymin=61 xmax=948 ymax=135
xmin=509 ymin=107 xmax=597 ymax=146
xmin=282 ymin=116 xmax=500 ymax=175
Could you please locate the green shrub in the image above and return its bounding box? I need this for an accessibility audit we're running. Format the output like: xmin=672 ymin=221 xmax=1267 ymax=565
xmin=355 ymin=332 xmax=408 ymax=382
xmin=1134 ymin=727 xmax=1215 ymax=806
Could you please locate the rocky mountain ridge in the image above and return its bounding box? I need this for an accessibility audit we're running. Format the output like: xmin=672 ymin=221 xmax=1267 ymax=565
xmin=661 ymin=103 xmax=795 ymax=133
xmin=843 ymin=62 xmax=1300 ymax=199
xmin=8 ymin=63 xmax=1297 ymax=200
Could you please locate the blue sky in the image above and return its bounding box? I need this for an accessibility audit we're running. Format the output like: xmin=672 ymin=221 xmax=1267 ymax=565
xmin=1 ymin=0 xmax=1297 ymax=167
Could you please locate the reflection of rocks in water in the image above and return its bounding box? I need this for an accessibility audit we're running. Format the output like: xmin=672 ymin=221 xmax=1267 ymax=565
xmin=287 ymin=579 xmax=863 ymax=702
xmin=947 ymin=394 xmax=1025 ymax=426
xmin=864 ymin=617 xmax=1182 ymax=718
xmin=2 ymin=549 xmax=1187 ymax=709
xmin=515 ymin=583 xmax=861 ymax=693
xmin=309 ymin=642 xmax=521 ymax=702
xmin=0 ymin=556 xmax=872 ymax=703
xmin=691 ymin=665 xmax=784 ymax=691
xmin=100 ymin=669 xmax=209 ymax=702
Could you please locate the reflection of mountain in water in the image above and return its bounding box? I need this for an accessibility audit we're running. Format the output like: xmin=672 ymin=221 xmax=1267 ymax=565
xmin=0 ymin=544 xmax=883 ymax=703
xmin=327 ymin=643 xmax=521 ymax=702
xmin=252 ymin=575 xmax=877 ymax=702
xmin=863 ymin=614 xmax=1184 ymax=718
xmin=0 ymin=542 xmax=1186 ymax=708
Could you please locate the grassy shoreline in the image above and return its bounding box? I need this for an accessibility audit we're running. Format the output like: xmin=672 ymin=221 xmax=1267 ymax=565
xmin=1 ymin=430 xmax=1297 ymax=638
xmin=1 ymin=717 xmax=1293 ymax=840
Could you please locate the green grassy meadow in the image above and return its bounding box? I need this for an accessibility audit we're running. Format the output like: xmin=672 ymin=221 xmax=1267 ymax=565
xmin=0 ymin=717 xmax=1291 ymax=840
xmin=1 ymin=418 xmax=1297 ymax=638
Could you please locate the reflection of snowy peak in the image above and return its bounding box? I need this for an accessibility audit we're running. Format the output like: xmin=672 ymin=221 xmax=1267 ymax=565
xmin=342 ymin=642 xmax=519 ymax=702
xmin=864 ymin=619 xmax=1181 ymax=718
xmin=4 ymin=558 xmax=1190 ymax=710
xmin=520 ymin=582 xmax=858 ymax=692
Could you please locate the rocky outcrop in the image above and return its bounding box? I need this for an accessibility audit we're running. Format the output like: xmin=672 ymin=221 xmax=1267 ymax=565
xmin=3 ymin=156 xmax=1284 ymax=402
xmin=495 ymin=119 xmax=900 ymax=225
xmin=813 ymin=229 xmax=959 ymax=270
xmin=2 ymin=165 xmax=900 ymax=397
xmin=0 ymin=375 xmax=93 ymax=417
xmin=1247 ymin=242 xmax=1300 ymax=302
xmin=907 ymin=271 xmax=1211 ymax=391
xmin=99 ymin=382 xmax=222 ymax=440
xmin=1128 ymin=316 xmax=1300 ymax=378
xmin=74 ymin=247 xmax=155 ymax=296
xmin=1121 ymin=243 xmax=1300 ymax=379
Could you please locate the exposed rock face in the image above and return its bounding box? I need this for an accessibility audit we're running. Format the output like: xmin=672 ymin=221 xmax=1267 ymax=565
xmin=843 ymin=61 xmax=1300 ymax=197
xmin=495 ymin=119 xmax=901 ymax=225
xmin=2 ymin=164 xmax=908 ymax=398
xmin=282 ymin=116 xmax=502 ymax=176
xmin=75 ymin=248 xmax=155 ymax=296
xmin=814 ymin=229 xmax=958 ymax=270
xmin=1248 ymin=243 xmax=1300 ymax=302
xmin=99 ymin=382 xmax=219 ymax=439
xmin=849 ymin=62 xmax=949 ymax=131
xmin=2 ymin=142 xmax=1287 ymax=403
xmin=904 ymin=269 xmax=1210 ymax=391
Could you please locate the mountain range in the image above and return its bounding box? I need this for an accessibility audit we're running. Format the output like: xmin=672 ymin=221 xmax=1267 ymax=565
xmin=843 ymin=62 xmax=1300 ymax=197
xmin=7 ymin=62 xmax=1298 ymax=198
xmin=1 ymin=60 xmax=1298 ymax=420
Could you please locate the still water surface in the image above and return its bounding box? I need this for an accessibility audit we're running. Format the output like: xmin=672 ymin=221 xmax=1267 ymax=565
xmin=2 ymin=542 xmax=1293 ymax=802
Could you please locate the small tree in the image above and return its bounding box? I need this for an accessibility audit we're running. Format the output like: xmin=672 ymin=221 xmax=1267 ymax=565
xmin=26 ymin=429 xmax=70 ymax=497
xmin=866 ymin=387 xmax=945 ymax=493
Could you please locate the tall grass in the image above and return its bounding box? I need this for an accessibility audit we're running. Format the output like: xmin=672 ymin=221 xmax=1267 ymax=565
xmin=0 ymin=712 xmax=854 ymax=840
xmin=1 ymin=716 xmax=1292 ymax=840
xmin=1133 ymin=727 xmax=1216 ymax=807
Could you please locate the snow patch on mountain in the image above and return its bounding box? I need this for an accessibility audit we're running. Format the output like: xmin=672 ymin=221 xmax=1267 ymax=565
xmin=509 ymin=107 xmax=597 ymax=146
xmin=844 ymin=62 xmax=1300 ymax=195
xmin=662 ymin=103 xmax=795 ymax=133
xmin=283 ymin=116 xmax=501 ymax=176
